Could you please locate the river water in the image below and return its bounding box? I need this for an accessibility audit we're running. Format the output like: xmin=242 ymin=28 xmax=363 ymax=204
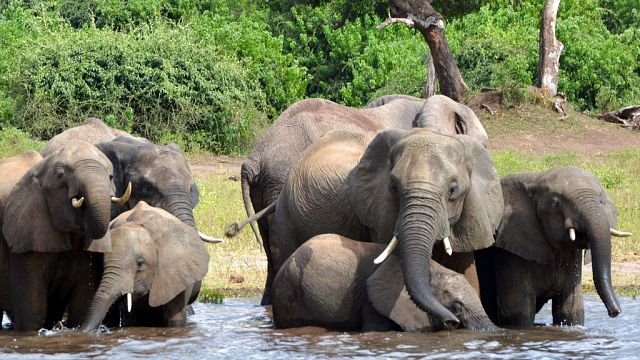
xmin=1 ymin=294 xmax=638 ymax=359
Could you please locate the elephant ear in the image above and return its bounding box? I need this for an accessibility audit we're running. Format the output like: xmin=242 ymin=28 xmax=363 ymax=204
xmin=367 ymin=255 xmax=435 ymax=332
xmin=148 ymin=210 xmax=210 ymax=307
xmin=449 ymin=135 xmax=503 ymax=252
xmin=495 ymin=173 xmax=554 ymax=265
xmin=2 ymin=168 xmax=70 ymax=253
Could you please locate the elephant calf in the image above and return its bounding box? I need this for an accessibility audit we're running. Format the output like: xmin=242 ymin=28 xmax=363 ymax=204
xmin=272 ymin=234 xmax=498 ymax=332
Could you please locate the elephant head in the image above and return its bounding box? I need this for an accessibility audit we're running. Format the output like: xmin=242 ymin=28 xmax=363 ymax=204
xmin=366 ymin=94 xmax=488 ymax=148
xmin=496 ymin=166 xmax=627 ymax=318
xmin=96 ymin=137 xmax=217 ymax=243
xmin=348 ymin=128 xmax=503 ymax=327
xmin=81 ymin=201 xmax=209 ymax=331
xmin=368 ymin=255 xmax=498 ymax=332
xmin=2 ymin=141 xmax=122 ymax=253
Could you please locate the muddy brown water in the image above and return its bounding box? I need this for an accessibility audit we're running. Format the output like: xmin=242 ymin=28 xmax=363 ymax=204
xmin=1 ymin=294 xmax=638 ymax=359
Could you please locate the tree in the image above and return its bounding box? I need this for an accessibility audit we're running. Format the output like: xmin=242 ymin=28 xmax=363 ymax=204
xmin=380 ymin=0 xmax=465 ymax=101
xmin=537 ymin=0 xmax=563 ymax=96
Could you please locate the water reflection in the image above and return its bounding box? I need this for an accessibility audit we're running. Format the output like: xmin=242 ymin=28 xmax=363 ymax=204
xmin=1 ymin=294 xmax=638 ymax=359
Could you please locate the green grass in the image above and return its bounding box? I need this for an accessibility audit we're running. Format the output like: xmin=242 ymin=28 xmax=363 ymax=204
xmin=0 ymin=127 xmax=45 ymax=158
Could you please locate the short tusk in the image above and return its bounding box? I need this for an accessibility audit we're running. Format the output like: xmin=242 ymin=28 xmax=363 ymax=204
xmin=374 ymin=236 xmax=398 ymax=264
xmin=71 ymin=197 xmax=85 ymax=208
xmin=610 ymin=228 xmax=632 ymax=237
xmin=127 ymin=293 xmax=132 ymax=312
xmin=111 ymin=182 xmax=132 ymax=205
xmin=569 ymin=228 xmax=576 ymax=241
xmin=443 ymin=237 xmax=452 ymax=256
xmin=199 ymin=231 xmax=224 ymax=243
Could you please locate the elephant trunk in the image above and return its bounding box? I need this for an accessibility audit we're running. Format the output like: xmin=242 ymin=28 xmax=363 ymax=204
xmin=81 ymin=255 xmax=133 ymax=331
xmin=580 ymin=198 xmax=621 ymax=317
xmin=76 ymin=160 xmax=113 ymax=240
xmin=398 ymin=188 xmax=460 ymax=329
xmin=163 ymin=186 xmax=197 ymax=228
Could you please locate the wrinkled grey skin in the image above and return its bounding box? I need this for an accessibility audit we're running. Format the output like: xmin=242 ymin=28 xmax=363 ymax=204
xmin=273 ymin=234 xmax=498 ymax=332
xmin=275 ymin=128 xmax=503 ymax=327
xmin=1 ymin=142 xmax=116 ymax=331
xmin=239 ymin=95 xmax=487 ymax=305
xmin=96 ymin=136 xmax=207 ymax=304
xmin=475 ymin=166 xmax=622 ymax=328
xmin=40 ymin=117 xmax=134 ymax=157
xmin=81 ymin=202 xmax=209 ymax=331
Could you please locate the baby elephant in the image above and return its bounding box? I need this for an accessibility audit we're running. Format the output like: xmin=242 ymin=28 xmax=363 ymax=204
xmin=272 ymin=234 xmax=498 ymax=332
xmin=80 ymin=201 xmax=210 ymax=331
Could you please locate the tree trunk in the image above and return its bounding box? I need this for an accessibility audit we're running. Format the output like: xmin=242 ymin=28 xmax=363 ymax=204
xmin=423 ymin=54 xmax=436 ymax=98
xmin=537 ymin=0 xmax=563 ymax=96
xmin=386 ymin=0 xmax=465 ymax=101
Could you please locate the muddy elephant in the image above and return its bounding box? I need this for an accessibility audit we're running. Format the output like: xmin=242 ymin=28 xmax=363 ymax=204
xmin=272 ymin=128 xmax=503 ymax=327
xmin=273 ymin=234 xmax=499 ymax=332
xmin=475 ymin=166 xmax=632 ymax=327
xmin=0 ymin=142 xmax=130 ymax=331
xmin=81 ymin=201 xmax=209 ymax=330
xmin=40 ymin=117 xmax=134 ymax=157
xmin=233 ymin=94 xmax=487 ymax=305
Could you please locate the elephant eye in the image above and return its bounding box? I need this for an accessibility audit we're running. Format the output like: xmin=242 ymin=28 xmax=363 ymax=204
xmin=388 ymin=178 xmax=399 ymax=193
xmin=55 ymin=168 xmax=65 ymax=179
xmin=551 ymin=197 xmax=560 ymax=209
xmin=136 ymin=257 xmax=145 ymax=270
xmin=448 ymin=182 xmax=459 ymax=199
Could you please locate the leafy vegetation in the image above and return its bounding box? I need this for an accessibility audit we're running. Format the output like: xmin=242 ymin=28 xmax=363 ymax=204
xmin=0 ymin=0 xmax=638 ymax=153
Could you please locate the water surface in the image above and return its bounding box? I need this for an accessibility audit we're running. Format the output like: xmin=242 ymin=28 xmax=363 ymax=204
xmin=1 ymin=294 xmax=638 ymax=359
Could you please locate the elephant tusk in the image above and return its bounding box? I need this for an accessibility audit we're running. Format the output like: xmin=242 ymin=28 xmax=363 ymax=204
xmin=111 ymin=182 xmax=132 ymax=205
xmin=127 ymin=293 xmax=132 ymax=312
xmin=569 ymin=228 xmax=576 ymax=241
xmin=199 ymin=231 xmax=224 ymax=243
xmin=610 ymin=228 xmax=632 ymax=237
xmin=374 ymin=236 xmax=398 ymax=264
xmin=443 ymin=237 xmax=452 ymax=256
xmin=71 ymin=196 xmax=85 ymax=208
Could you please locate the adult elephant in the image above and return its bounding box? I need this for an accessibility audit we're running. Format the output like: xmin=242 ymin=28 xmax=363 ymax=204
xmin=81 ymin=201 xmax=209 ymax=331
xmin=233 ymin=94 xmax=487 ymax=305
xmin=274 ymin=128 xmax=503 ymax=327
xmin=273 ymin=234 xmax=499 ymax=332
xmin=475 ymin=166 xmax=632 ymax=327
xmin=0 ymin=142 xmax=130 ymax=331
xmin=40 ymin=117 xmax=134 ymax=157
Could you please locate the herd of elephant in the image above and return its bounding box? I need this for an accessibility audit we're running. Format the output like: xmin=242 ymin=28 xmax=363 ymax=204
xmin=0 ymin=94 xmax=633 ymax=336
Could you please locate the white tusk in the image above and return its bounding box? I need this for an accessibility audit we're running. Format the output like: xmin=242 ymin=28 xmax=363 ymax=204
xmin=443 ymin=237 xmax=452 ymax=256
xmin=610 ymin=228 xmax=632 ymax=237
xmin=374 ymin=236 xmax=398 ymax=264
xmin=111 ymin=181 xmax=132 ymax=205
xmin=569 ymin=228 xmax=576 ymax=241
xmin=127 ymin=293 xmax=132 ymax=312
xmin=71 ymin=197 xmax=85 ymax=208
xmin=199 ymin=231 xmax=224 ymax=243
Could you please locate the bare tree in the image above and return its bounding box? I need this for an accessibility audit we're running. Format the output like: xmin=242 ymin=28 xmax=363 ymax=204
xmin=537 ymin=0 xmax=563 ymax=96
xmin=380 ymin=0 xmax=465 ymax=101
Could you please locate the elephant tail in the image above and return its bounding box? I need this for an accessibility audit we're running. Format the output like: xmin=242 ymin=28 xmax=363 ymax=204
xmin=225 ymin=161 xmax=272 ymax=244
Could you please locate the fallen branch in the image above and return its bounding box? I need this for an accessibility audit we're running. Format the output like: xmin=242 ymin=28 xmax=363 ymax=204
xmin=596 ymin=105 xmax=640 ymax=130
xmin=480 ymin=104 xmax=495 ymax=116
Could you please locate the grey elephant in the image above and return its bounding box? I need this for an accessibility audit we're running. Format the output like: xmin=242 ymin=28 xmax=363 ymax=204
xmin=273 ymin=234 xmax=499 ymax=332
xmin=272 ymin=128 xmax=503 ymax=327
xmin=0 ymin=142 xmax=130 ymax=331
xmin=40 ymin=117 xmax=134 ymax=157
xmin=80 ymin=201 xmax=209 ymax=331
xmin=0 ymin=150 xmax=42 ymax=217
xmin=475 ymin=166 xmax=632 ymax=328
xmin=233 ymin=94 xmax=487 ymax=305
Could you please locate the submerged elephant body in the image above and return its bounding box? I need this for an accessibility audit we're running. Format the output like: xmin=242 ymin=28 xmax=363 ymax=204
xmin=475 ymin=166 xmax=629 ymax=327
xmin=0 ymin=142 xmax=120 ymax=331
xmin=81 ymin=202 xmax=210 ymax=331
xmin=273 ymin=234 xmax=498 ymax=332
xmin=239 ymin=95 xmax=488 ymax=305
xmin=275 ymin=128 xmax=503 ymax=326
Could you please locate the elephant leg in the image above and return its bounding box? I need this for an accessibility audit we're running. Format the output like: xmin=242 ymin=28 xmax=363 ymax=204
xmin=551 ymin=255 xmax=584 ymax=326
xmin=260 ymin=213 xmax=276 ymax=306
xmin=162 ymin=291 xmax=189 ymax=327
xmin=11 ymin=253 xmax=49 ymax=331
xmin=494 ymin=253 xmax=537 ymax=327
xmin=474 ymin=248 xmax=498 ymax=323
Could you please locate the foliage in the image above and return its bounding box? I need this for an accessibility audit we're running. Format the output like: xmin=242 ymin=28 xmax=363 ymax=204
xmin=0 ymin=126 xmax=44 ymax=158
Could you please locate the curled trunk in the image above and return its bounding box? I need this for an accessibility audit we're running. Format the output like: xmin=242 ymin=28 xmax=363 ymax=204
xmin=397 ymin=188 xmax=459 ymax=328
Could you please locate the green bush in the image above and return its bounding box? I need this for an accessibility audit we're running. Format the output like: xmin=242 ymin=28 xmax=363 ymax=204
xmin=0 ymin=126 xmax=44 ymax=158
